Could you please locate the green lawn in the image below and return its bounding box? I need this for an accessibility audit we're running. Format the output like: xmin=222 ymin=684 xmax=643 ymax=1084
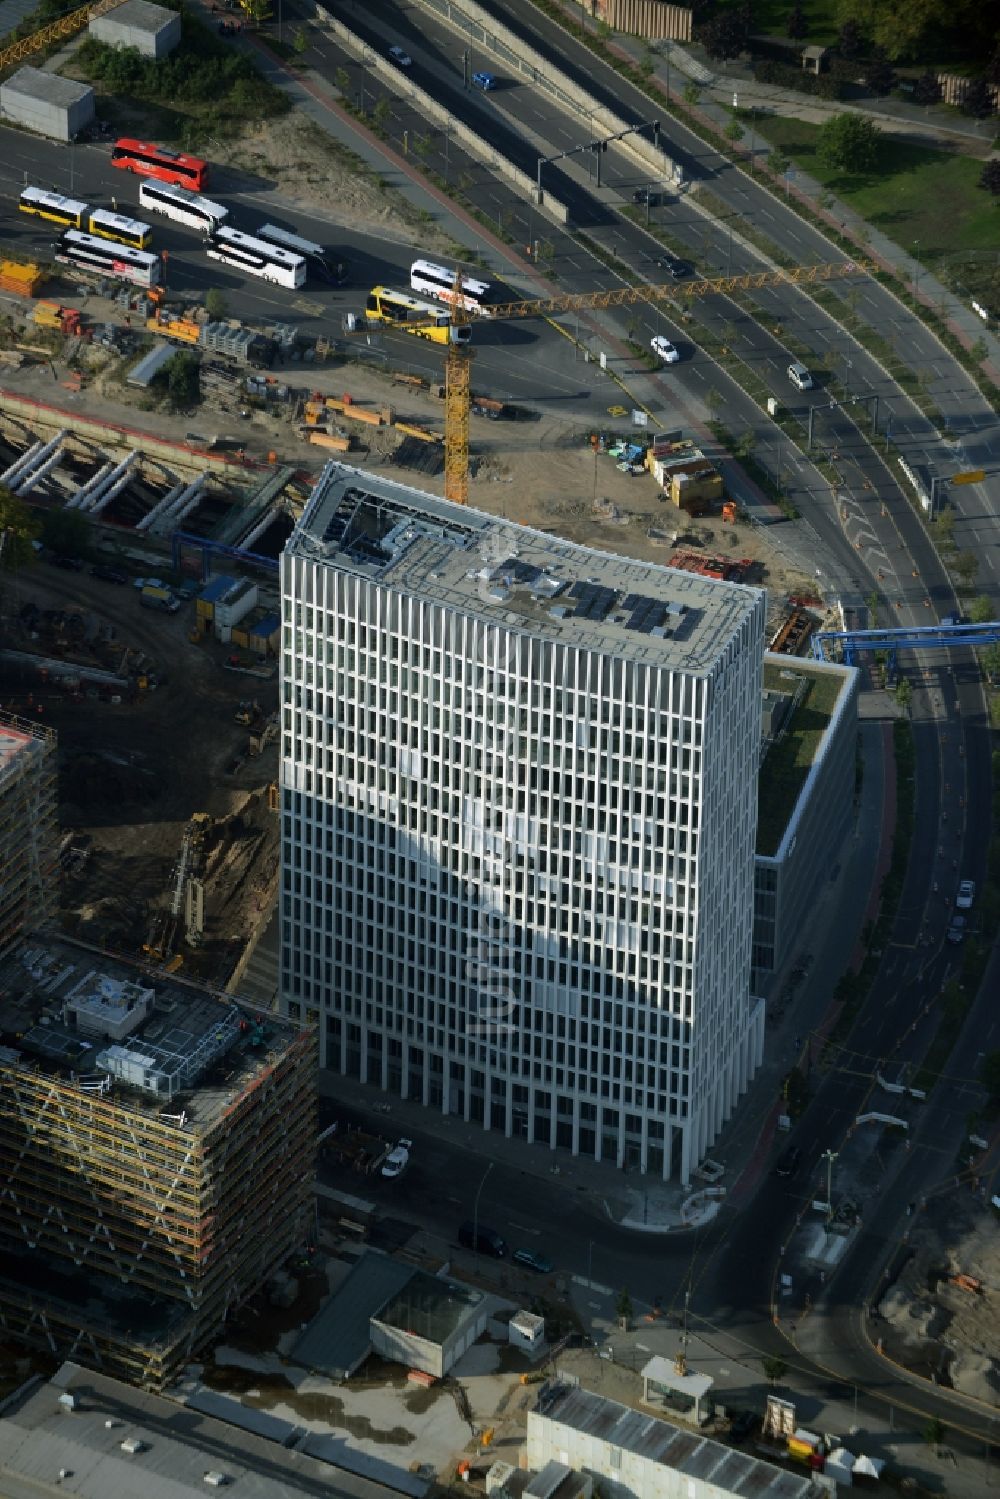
xmin=716 ymin=0 xmax=840 ymax=45
xmin=757 ymin=665 xmax=843 ymax=857
xmin=750 ymin=115 xmax=998 ymax=259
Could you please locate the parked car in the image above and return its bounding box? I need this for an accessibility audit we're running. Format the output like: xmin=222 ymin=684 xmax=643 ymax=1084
xmin=512 ymin=1247 xmax=555 ymax=1274
xmin=472 ymin=70 xmax=496 ymax=90
xmin=650 ymin=335 xmax=680 ymax=364
xmin=458 ymin=1220 xmax=507 ymax=1257
xmin=134 ymin=576 xmax=167 ymax=592
xmin=91 ymin=564 xmax=127 ymax=583
xmin=49 ymin=554 xmax=85 ymax=571
xmin=956 ymin=879 xmax=975 ymax=908
xmin=381 ymin=1138 xmax=413 ymax=1178
xmin=774 ymin=1143 xmax=801 ymax=1178
xmin=388 ymin=44 xmax=412 ymax=66
xmin=947 ymin=914 xmax=967 ymax=944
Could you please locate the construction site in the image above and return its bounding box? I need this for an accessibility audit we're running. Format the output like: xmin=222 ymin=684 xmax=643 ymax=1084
xmin=0 ymin=934 xmax=316 ymax=1388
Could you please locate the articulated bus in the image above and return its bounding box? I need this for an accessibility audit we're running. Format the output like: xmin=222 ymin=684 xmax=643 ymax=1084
xmin=19 ymin=186 xmax=87 ymax=230
xmin=138 ymin=180 xmax=228 ymax=236
xmin=206 ymin=226 xmax=306 ymax=289
xmin=88 ymin=208 xmax=153 ymax=251
xmin=255 ymin=223 xmax=346 ymax=284
xmin=55 ymin=230 xmax=161 ymax=289
xmin=365 ymin=286 xmax=471 ymax=344
xmin=111 ymin=138 xmax=209 ymax=191
xmin=409 ymin=258 xmax=495 ymax=315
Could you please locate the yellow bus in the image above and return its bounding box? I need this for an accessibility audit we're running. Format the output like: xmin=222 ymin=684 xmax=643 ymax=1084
xmin=88 ymin=207 xmax=153 ymax=251
xmin=365 ymin=285 xmax=470 ymax=345
xmin=19 ymin=186 xmax=87 ymax=229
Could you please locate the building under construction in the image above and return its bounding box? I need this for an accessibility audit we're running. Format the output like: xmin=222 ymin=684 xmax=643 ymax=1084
xmin=0 ymin=710 xmax=58 ymax=953
xmin=0 ymin=935 xmax=316 ymax=1388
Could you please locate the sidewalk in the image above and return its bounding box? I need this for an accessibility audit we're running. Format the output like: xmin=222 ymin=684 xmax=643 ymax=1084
xmin=543 ymin=1 xmax=1000 ymax=380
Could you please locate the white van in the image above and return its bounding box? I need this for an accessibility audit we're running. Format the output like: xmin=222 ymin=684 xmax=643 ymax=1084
xmin=787 ymin=361 xmax=813 ymax=391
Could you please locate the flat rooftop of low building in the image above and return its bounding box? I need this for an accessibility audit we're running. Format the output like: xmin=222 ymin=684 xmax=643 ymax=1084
xmin=96 ymin=0 xmax=177 ymax=29
xmin=1 ymin=65 xmax=92 ymax=106
xmin=534 ymin=1383 xmax=814 ymax=1498
xmin=0 ymin=935 xmax=307 ymax=1132
xmin=375 ymin=1269 xmax=483 ymax=1344
xmin=288 ymin=463 xmax=762 ymax=677
xmin=0 ymin=714 xmax=49 ymax=788
xmin=756 ymin=653 xmax=856 ymax=859
xmin=0 ymin=1360 xmax=409 ymax=1499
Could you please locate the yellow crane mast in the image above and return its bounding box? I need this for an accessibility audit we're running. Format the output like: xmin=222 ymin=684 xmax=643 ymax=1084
xmin=349 ymin=259 xmax=873 ymax=506
xmin=0 ymin=0 xmax=125 ymax=71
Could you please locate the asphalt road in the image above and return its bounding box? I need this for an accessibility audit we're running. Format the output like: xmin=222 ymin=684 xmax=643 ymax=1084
xmin=0 ymin=125 xmax=596 ymax=411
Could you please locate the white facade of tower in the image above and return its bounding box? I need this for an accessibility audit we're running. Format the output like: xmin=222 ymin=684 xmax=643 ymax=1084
xmin=280 ymin=465 xmax=766 ymax=1183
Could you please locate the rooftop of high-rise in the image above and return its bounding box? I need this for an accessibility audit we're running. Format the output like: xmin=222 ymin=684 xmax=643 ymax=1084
xmin=287 ymin=464 xmax=763 ymax=676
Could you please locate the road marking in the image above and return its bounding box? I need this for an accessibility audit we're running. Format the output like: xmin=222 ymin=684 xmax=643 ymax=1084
xmin=573 ymin=1275 xmax=614 ymax=1296
xmin=508 ymin=1222 xmax=541 ymax=1236
xmin=635 ymin=1342 xmax=650 ymax=1351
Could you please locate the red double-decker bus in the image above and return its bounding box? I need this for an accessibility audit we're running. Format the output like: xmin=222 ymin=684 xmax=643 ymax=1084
xmin=110 ymin=138 xmax=209 ymax=191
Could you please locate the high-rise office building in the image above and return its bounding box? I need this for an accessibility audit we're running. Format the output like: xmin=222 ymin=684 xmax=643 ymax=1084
xmin=281 ymin=465 xmax=766 ymax=1183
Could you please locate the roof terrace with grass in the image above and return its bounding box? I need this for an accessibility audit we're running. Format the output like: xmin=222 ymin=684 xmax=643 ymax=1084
xmin=756 ymin=654 xmax=855 ymax=859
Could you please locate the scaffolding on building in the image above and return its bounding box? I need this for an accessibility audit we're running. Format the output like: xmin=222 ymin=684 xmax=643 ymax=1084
xmin=0 ymin=939 xmax=316 ymax=1388
xmin=0 ymin=710 xmax=58 ymax=954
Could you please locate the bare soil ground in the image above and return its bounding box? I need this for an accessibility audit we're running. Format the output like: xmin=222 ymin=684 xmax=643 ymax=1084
xmin=1 ymin=564 xmax=279 ymax=985
xmin=877 ymin=1187 xmax=1000 ymax=1404
xmin=216 ymin=115 xmax=468 ymax=259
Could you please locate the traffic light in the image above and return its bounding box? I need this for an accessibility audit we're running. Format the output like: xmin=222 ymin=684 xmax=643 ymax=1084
xmin=652 ymin=119 xmax=661 ymax=148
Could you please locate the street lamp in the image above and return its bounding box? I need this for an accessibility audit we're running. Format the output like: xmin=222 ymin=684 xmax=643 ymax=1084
xmin=472 ymin=1161 xmax=493 ymax=1263
xmin=912 ymin=239 xmax=920 ymax=296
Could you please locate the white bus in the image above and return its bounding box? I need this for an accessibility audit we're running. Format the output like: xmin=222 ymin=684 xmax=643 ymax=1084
xmin=19 ymin=186 xmax=87 ymax=229
xmin=255 ymin=223 xmax=345 ymax=284
xmin=88 ymin=207 xmax=153 ymax=250
xmin=206 ymin=226 xmax=306 ymax=288
xmin=409 ymin=258 xmax=495 ymax=315
xmin=55 ymin=230 xmax=160 ymax=289
xmin=138 ymin=179 xmax=228 ymax=235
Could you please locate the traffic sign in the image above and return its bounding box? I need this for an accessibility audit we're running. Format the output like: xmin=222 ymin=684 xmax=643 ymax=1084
xmin=952 ymin=469 xmax=985 ymax=486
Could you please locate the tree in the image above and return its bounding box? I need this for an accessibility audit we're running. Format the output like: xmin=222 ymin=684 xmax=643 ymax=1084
xmin=866 ymin=589 xmax=879 ymax=626
xmin=953 ymin=550 xmax=979 ymax=588
xmin=864 ymin=47 xmax=895 ymax=96
xmin=698 ymin=12 xmax=749 ymax=60
xmin=923 ymin=1416 xmax=945 ymax=1450
xmin=979 ymin=161 xmax=1000 ymax=198
xmin=836 ymin=19 xmax=862 ymax=58
xmin=818 ymin=112 xmax=880 ymax=172
xmin=371 ymin=96 xmax=391 ymax=133
xmin=935 ymin=505 xmax=955 ymax=545
xmin=963 ymin=75 xmax=994 ymax=119
xmin=39 ymin=506 xmax=90 ymax=559
xmin=787 ymin=2 xmax=807 ymax=39
xmin=835 ymin=0 xmax=972 ymax=64
xmin=292 ymin=25 xmax=308 ymax=55
xmin=724 ymin=116 xmax=744 ymax=141
xmin=762 ymin=1355 xmax=787 ymax=1385
xmin=981 ymin=1050 xmax=1000 ymax=1102
xmin=0 ymin=485 xmax=41 ymax=569
xmin=204 ymin=287 xmax=228 ymax=320
xmin=616 ymin=1287 xmax=633 ymax=1327
xmin=334 ymin=66 xmax=351 ymax=96
xmin=156 ymin=351 xmax=200 ymax=412
xmin=970 ymin=595 xmax=994 ymax=623
xmin=894 ymin=677 xmax=912 ymax=711
xmin=683 ymin=81 xmax=700 ymax=105
xmin=912 ymin=71 xmax=941 ymax=106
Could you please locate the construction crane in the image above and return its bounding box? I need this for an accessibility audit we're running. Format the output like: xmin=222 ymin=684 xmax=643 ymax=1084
xmin=0 ymin=0 xmax=125 ymax=71
xmin=142 ymin=811 xmax=211 ymax=967
xmin=352 ymin=259 xmax=873 ymax=507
